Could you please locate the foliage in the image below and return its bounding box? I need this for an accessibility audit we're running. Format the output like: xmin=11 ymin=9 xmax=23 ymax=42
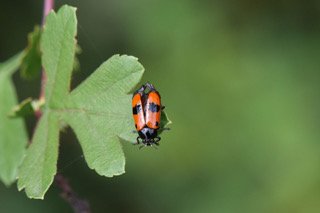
xmin=0 ymin=5 xmax=170 ymax=200
xmin=20 ymin=26 xmax=42 ymax=80
xmin=9 ymin=98 xmax=36 ymax=118
xmin=0 ymin=53 xmax=28 ymax=186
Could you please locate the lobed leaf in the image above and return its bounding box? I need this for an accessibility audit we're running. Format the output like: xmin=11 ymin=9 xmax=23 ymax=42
xmin=18 ymin=5 xmax=171 ymax=199
xmin=17 ymin=5 xmax=77 ymax=199
xmin=63 ymin=54 xmax=144 ymax=176
xmin=0 ymin=53 xmax=28 ymax=186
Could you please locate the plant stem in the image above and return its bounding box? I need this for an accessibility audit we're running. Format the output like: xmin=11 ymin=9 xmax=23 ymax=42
xmin=55 ymin=174 xmax=91 ymax=213
xmin=36 ymin=0 xmax=53 ymax=118
xmin=38 ymin=1 xmax=91 ymax=212
xmin=42 ymin=0 xmax=54 ymax=23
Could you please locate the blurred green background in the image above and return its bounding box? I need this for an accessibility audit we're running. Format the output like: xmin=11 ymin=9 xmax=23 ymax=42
xmin=1 ymin=0 xmax=320 ymax=212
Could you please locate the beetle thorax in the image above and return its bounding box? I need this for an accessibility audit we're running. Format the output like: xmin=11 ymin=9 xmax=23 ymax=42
xmin=138 ymin=127 xmax=158 ymax=140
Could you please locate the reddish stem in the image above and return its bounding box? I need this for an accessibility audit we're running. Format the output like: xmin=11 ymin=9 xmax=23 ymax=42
xmin=42 ymin=0 xmax=54 ymax=23
xmin=55 ymin=174 xmax=91 ymax=213
xmin=36 ymin=0 xmax=53 ymax=118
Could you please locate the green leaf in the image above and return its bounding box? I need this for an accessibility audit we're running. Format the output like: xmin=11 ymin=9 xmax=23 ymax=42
xmin=17 ymin=5 xmax=77 ymax=199
xmin=17 ymin=112 xmax=59 ymax=199
xmin=0 ymin=53 xmax=28 ymax=186
xmin=20 ymin=26 xmax=42 ymax=80
xmin=18 ymin=5 xmax=170 ymax=199
xmin=20 ymin=25 xmax=81 ymax=80
xmin=63 ymin=54 xmax=145 ymax=176
xmin=9 ymin=98 xmax=34 ymax=118
xmin=9 ymin=98 xmax=44 ymax=118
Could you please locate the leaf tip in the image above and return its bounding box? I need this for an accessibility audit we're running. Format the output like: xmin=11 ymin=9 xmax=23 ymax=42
xmin=0 ymin=178 xmax=13 ymax=188
xmin=59 ymin=4 xmax=78 ymax=14
xmin=17 ymin=180 xmax=25 ymax=192
xmin=17 ymin=180 xmax=50 ymax=200
xmin=92 ymin=165 xmax=126 ymax=178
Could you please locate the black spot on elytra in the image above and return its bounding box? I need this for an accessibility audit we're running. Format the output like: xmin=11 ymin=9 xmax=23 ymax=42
xmin=132 ymin=104 xmax=142 ymax=114
xmin=149 ymin=103 xmax=160 ymax=112
xmin=155 ymin=121 xmax=159 ymax=127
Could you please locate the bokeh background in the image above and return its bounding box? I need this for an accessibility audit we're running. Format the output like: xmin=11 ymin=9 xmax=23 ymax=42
xmin=1 ymin=0 xmax=320 ymax=212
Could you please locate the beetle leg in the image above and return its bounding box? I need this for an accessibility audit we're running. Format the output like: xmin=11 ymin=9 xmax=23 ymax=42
xmin=147 ymin=139 xmax=153 ymax=146
xmin=162 ymin=128 xmax=170 ymax=131
xmin=161 ymin=106 xmax=165 ymax=110
xmin=139 ymin=144 xmax=145 ymax=150
xmin=154 ymin=137 xmax=161 ymax=143
xmin=135 ymin=136 xmax=141 ymax=145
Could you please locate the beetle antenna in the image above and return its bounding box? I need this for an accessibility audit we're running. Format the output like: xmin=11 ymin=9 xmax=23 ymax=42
xmin=145 ymin=82 xmax=155 ymax=91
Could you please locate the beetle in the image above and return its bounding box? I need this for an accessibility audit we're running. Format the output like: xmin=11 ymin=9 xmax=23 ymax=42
xmin=132 ymin=82 xmax=165 ymax=146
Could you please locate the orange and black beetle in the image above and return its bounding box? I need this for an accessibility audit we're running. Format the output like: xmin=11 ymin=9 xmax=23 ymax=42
xmin=132 ymin=83 xmax=166 ymax=146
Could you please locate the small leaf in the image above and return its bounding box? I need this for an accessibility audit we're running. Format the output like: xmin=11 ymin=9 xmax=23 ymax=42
xmin=9 ymin=98 xmax=34 ymax=118
xmin=18 ymin=5 xmax=171 ymax=199
xmin=20 ymin=26 xmax=42 ymax=80
xmin=9 ymin=98 xmax=45 ymax=118
xmin=0 ymin=53 xmax=28 ymax=186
